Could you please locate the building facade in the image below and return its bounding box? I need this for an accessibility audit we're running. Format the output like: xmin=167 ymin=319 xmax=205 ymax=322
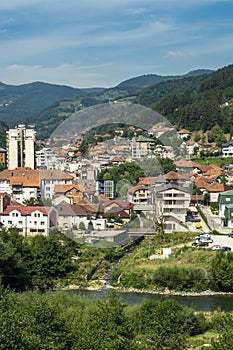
xmin=6 ymin=125 xmax=36 ymax=170
xmin=0 ymin=205 xmax=58 ymax=236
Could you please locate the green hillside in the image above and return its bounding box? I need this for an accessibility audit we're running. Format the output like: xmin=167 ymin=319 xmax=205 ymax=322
xmin=1 ymin=65 xmax=231 ymax=140
xmin=115 ymin=69 xmax=212 ymax=94
xmin=138 ymin=64 xmax=233 ymax=132
xmin=0 ymin=81 xmax=86 ymax=124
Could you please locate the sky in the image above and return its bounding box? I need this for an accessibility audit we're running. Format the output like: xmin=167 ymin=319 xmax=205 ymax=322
xmin=0 ymin=0 xmax=233 ymax=88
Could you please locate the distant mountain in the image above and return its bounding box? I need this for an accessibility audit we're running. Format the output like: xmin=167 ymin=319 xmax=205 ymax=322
xmin=183 ymin=69 xmax=213 ymax=77
xmin=115 ymin=69 xmax=213 ymax=94
xmin=0 ymin=81 xmax=86 ymax=124
xmin=1 ymin=65 xmax=230 ymax=141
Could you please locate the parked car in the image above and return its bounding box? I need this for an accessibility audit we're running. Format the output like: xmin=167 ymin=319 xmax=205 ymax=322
xmin=228 ymin=232 xmax=233 ymax=238
xmin=186 ymin=215 xmax=201 ymax=222
xmin=211 ymin=245 xmax=221 ymax=251
xmin=192 ymin=241 xmax=209 ymax=247
xmin=200 ymin=238 xmax=213 ymax=244
xmin=221 ymin=246 xmax=232 ymax=251
xmin=195 ymin=233 xmax=210 ymax=240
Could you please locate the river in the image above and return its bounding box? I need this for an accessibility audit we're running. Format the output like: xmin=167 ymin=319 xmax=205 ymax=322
xmin=71 ymin=288 xmax=233 ymax=312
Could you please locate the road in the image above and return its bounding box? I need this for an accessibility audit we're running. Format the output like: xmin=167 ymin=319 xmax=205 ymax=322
xmin=199 ymin=205 xmax=230 ymax=233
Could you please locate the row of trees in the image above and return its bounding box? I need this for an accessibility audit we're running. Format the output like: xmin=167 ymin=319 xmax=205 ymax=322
xmin=1 ymin=287 xmax=232 ymax=350
xmin=0 ymin=288 xmax=210 ymax=350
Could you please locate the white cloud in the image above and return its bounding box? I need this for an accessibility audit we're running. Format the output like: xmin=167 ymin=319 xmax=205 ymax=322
xmin=0 ymin=63 xmax=117 ymax=88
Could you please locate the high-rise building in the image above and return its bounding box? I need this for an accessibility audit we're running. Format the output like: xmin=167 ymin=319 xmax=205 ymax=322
xmin=6 ymin=124 xmax=36 ymax=170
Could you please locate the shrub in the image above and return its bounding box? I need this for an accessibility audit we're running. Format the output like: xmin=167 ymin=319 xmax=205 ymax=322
xmin=152 ymin=266 xmax=209 ymax=292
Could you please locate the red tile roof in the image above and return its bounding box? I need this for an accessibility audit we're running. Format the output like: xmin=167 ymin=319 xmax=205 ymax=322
xmin=2 ymin=205 xmax=52 ymax=216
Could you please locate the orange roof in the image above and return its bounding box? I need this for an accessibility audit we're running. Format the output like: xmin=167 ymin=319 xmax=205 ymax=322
xmin=128 ymin=185 xmax=148 ymax=194
xmin=194 ymin=177 xmax=210 ymax=189
xmin=138 ymin=177 xmax=157 ymax=185
xmin=174 ymin=159 xmax=194 ymax=168
xmin=0 ymin=168 xmax=73 ymax=182
xmin=54 ymin=183 xmax=85 ymax=193
xmin=98 ymin=193 xmax=109 ymax=201
xmin=164 ymin=171 xmax=179 ymax=180
xmin=178 ymin=129 xmax=191 ymax=134
xmin=207 ymin=183 xmax=232 ymax=192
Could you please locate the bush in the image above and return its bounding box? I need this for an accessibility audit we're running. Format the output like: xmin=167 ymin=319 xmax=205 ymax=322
xmin=152 ymin=266 xmax=209 ymax=292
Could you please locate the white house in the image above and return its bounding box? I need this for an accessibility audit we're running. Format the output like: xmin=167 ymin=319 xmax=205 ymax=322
xmin=0 ymin=205 xmax=58 ymax=237
xmin=222 ymin=143 xmax=233 ymax=157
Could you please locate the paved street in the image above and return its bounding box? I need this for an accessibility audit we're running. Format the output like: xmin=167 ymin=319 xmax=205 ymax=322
xmin=199 ymin=205 xmax=230 ymax=233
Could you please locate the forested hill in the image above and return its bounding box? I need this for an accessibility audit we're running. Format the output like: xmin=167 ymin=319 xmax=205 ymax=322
xmin=138 ymin=64 xmax=233 ymax=132
xmin=0 ymin=81 xmax=86 ymax=124
xmin=116 ymin=69 xmax=212 ymax=94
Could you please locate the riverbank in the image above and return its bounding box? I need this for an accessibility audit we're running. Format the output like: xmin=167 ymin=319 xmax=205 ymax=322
xmin=62 ymin=282 xmax=233 ymax=297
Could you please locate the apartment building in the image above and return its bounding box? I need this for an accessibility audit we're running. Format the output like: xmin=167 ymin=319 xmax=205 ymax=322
xmin=6 ymin=125 xmax=36 ymax=170
xmin=154 ymin=184 xmax=190 ymax=232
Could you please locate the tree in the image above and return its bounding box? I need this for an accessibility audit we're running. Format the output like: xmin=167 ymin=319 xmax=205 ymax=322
xmin=203 ymin=192 xmax=210 ymax=206
xmin=22 ymin=197 xmax=52 ymax=206
xmin=73 ymin=291 xmax=133 ymax=350
xmin=211 ymin=313 xmax=233 ymax=350
xmin=0 ymin=229 xmax=30 ymax=291
xmin=24 ymin=234 xmax=74 ymax=290
xmin=79 ymin=221 xmax=85 ymax=230
xmin=208 ymin=124 xmax=227 ymax=146
xmin=211 ymin=251 xmax=233 ymax=292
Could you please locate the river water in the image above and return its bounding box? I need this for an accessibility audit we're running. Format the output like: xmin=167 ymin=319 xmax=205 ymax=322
xmin=71 ymin=288 xmax=233 ymax=312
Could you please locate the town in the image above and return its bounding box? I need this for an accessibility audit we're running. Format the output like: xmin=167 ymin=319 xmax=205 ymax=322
xmin=1 ymin=121 xmax=233 ymax=247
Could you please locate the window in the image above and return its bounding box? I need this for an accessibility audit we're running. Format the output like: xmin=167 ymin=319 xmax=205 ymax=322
xmin=226 ymin=197 xmax=231 ymax=202
xmin=40 ymin=221 xmax=45 ymax=225
xmin=8 ymin=220 xmax=12 ymax=224
xmin=18 ymin=221 xmax=23 ymax=225
xmin=34 ymin=221 xmax=37 ymax=225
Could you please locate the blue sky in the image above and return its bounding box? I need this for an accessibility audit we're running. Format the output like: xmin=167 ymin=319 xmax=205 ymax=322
xmin=0 ymin=0 xmax=232 ymax=88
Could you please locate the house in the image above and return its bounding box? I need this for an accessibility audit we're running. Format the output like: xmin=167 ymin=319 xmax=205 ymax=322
xmin=0 ymin=205 xmax=58 ymax=236
xmin=103 ymin=200 xmax=134 ymax=223
xmin=0 ymin=168 xmax=40 ymax=204
xmin=53 ymin=183 xmax=85 ymax=204
xmin=39 ymin=169 xmax=74 ymax=199
xmin=154 ymin=184 xmax=191 ymax=232
xmin=163 ymin=171 xmax=192 ymax=187
xmin=177 ymin=129 xmax=192 ymax=139
xmin=218 ymin=190 xmax=233 ymax=228
xmin=181 ymin=140 xmax=199 ymax=155
xmin=0 ymin=167 xmax=74 ymax=202
xmin=128 ymin=185 xmax=152 ymax=205
xmin=207 ymin=183 xmax=233 ymax=202
xmin=222 ymin=143 xmax=233 ymax=157
xmin=55 ymin=202 xmax=103 ymax=230
xmin=131 ymin=136 xmax=155 ymax=159
xmin=174 ymin=159 xmax=194 ymax=174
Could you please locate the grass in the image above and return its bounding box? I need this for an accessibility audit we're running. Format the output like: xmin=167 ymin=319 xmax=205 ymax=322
xmin=188 ymin=330 xmax=218 ymax=349
xmin=124 ymin=246 xmax=213 ymax=272
xmin=191 ymin=156 xmax=233 ymax=168
xmin=118 ymin=231 xmax=207 ymax=271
